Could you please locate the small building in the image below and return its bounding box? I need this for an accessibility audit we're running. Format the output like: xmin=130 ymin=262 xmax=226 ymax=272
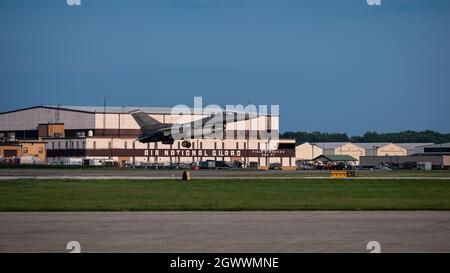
xmin=38 ymin=123 xmax=65 ymax=138
xmin=414 ymin=143 xmax=450 ymax=155
xmin=0 ymin=141 xmax=46 ymax=163
xmin=296 ymin=142 xmax=433 ymax=164
xmin=360 ymin=155 xmax=450 ymax=170
xmin=396 ymin=143 xmax=434 ymax=155
xmin=296 ymin=142 xmax=366 ymax=163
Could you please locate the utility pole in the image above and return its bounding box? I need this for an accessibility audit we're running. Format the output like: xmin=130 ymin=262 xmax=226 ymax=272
xmin=247 ymin=96 xmax=252 ymax=168
xmin=55 ymin=103 xmax=61 ymax=123
xmin=103 ymin=97 xmax=106 ymax=137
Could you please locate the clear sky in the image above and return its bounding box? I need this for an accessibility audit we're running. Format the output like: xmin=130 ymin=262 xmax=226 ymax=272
xmin=0 ymin=0 xmax=449 ymax=135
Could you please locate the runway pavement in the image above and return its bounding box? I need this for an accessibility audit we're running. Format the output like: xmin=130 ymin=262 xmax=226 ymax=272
xmin=1 ymin=212 xmax=449 ymax=253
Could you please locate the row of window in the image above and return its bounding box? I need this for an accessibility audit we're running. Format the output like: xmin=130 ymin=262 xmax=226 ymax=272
xmin=424 ymin=147 xmax=450 ymax=153
xmin=51 ymin=141 xmax=86 ymax=150
xmin=93 ymin=141 xmax=279 ymax=150
xmin=48 ymin=141 xmax=274 ymax=150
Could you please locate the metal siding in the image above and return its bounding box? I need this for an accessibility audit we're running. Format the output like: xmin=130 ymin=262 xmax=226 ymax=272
xmin=0 ymin=107 xmax=95 ymax=131
xmin=1 ymin=107 xmax=281 ymax=138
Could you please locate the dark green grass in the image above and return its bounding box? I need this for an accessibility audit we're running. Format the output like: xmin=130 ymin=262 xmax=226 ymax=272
xmin=0 ymin=179 xmax=449 ymax=211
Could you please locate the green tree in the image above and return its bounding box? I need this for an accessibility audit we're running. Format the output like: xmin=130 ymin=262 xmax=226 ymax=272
xmin=281 ymin=130 xmax=450 ymax=144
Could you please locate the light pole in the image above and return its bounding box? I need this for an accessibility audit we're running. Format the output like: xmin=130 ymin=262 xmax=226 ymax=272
xmin=311 ymin=142 xmax=316 ymax=161
xmin=373 ymin=145 xmax=379 ymax=168
xmin=373 ymin=145 xmax=379 ymax=156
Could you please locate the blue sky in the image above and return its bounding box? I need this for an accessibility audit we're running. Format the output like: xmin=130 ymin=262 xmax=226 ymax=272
xmin=0 ymin=0 xmax=449 ymax=135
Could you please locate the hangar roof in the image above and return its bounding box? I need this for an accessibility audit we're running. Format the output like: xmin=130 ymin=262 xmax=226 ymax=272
xmin=396 ymin=143 xmax=434 ymax=150
xmin=1 ymin=105 xmax=277 ymax=116
xmin=353 ymin=143 xmax=392 ymax=149
xmin=313 ymin=154 xmax=357 ymax=162
xmin=1 ymin=105 xmax=174 ymax=115
xmin=420 ymin=143 xmax=450 ymax=148
xmin=45 ymin=105 xmax=175 ymax=114
xmin=314 ymin=142 xmax=349 ymax=149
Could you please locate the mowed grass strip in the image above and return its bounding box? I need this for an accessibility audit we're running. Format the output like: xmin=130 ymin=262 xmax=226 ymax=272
xmin=0 ymin=179 xmax=449 ymax=211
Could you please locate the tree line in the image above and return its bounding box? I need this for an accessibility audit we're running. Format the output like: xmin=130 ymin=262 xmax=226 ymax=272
xmin=280 ymin=130 xmax=450 ymax=145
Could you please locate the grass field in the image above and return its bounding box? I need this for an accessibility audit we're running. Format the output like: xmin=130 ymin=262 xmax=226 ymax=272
xmin=1 ymin=179 xmax=450 ymax=211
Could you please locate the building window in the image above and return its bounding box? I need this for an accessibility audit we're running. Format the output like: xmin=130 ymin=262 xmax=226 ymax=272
xmin=52 ymin=142 xmax=55 ymax=149
xmin=23 ymin=147 xmax=28 ymax=154
xmin=93 ymin=141 xmax=96 ymax=150
xmin=132 ymin=142 xmax=136 ymax=149
xmin=124 ymin=142 xmax=128 ymax=149
xmin=38 ymin=147 xmax=43 ymax=154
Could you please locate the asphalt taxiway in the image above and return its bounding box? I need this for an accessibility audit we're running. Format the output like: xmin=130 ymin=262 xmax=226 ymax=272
xmin=1 ymin=169 xmax=450 ymax=180
xmin=1 ymin=211 xmax=449 ymax=253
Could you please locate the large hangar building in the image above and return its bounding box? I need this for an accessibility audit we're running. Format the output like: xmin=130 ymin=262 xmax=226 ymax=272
xmin=0 ymin=105 xmax=296 ymax=169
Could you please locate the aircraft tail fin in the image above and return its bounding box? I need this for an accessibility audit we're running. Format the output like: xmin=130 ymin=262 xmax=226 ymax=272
xmin=130 ymin=110 xmax=161 ymax=129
